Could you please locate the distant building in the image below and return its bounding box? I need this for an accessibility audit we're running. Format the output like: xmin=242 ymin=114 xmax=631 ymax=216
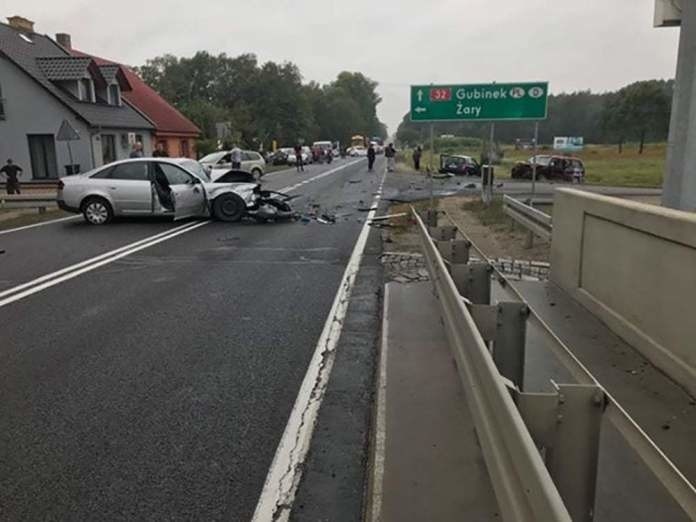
xmin=0 ymin=16 xmax=154 ymax=180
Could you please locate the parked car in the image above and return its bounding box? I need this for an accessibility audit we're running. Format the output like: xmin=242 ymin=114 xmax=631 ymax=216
xmin=268 ymin=148 xmax=292 ymax=165
xmin=57 ymin=158 xmax=260 ymax=224
xmin=511 ymin=155 xmax=585 ymax=182
xmin=438 ymin=154 xmax=481 ymax=176
xmin=286 ymin=146 xmax=312 ymax=166
xmin=312 ymin=140 xmax=334 ymax=162
xmin=199 ymin=150 xmax=266 ymax=180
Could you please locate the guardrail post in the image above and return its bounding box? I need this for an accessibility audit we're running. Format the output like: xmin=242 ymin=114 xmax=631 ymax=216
xmin=437 ymin=239 xmax=471 ymax=265
xmin=493 ymin=302 xmax=528 ymax=390
xmin=429 ymin=225 xmax=457 ymax=241
xmin=525 ymin=230 xmax=534 ymax=249
xmin=516 ymin=384 xmax=605 ymax=522
xmin=450 ymin=262 xmax=491 ymax=304
xmin=425 ymin=208 xmax=438 ymax=227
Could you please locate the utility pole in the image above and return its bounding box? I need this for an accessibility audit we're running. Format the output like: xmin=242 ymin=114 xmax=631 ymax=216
xmin=662 ymin=1 xmax=696 ymax=210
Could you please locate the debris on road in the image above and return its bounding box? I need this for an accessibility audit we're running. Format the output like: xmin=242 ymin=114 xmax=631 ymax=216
xmin=370 ymin=212 xmax=407 ymax=222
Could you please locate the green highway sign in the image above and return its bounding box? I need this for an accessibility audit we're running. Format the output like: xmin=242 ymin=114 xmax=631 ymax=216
xmin=410 ymin=82 xmax=548 ymax=122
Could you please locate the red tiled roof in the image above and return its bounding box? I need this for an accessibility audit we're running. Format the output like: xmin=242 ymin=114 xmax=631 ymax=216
xmin=72 ymin=49 xmax=200 ymax=136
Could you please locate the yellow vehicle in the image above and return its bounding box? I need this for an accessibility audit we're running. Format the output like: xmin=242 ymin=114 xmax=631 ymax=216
xmin=351 ymin=135 xmax=366 ymax=148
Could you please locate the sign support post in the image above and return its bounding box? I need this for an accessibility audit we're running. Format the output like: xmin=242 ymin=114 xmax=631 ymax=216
xmin=430 ymin=123 xmax=435 ymax=212
xmin=531 ymin=121 xmax=539 ymax=206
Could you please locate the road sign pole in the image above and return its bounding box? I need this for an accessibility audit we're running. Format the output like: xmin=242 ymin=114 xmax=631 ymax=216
xmin=430 ymin=123 xmax=435 ymax=211
xmin=67 ymin=141 xmax=74 ymax=174
xmin=531 ymin=121 xmax=539 ymax=207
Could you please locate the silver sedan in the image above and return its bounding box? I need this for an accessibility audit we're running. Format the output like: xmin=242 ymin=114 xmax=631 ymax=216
xmin=58 ymin=158 xmax=258 ymax=225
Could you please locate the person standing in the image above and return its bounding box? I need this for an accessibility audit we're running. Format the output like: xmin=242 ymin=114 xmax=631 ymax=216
xmin=412 ymin=146 xmax=422 ymax=171
xmin=367 ymin=143 xmax=376 ymax=172
xmin=152 ymin=142 xmax=169 ymax=157
xmin=385 ymin=143 xmax=396 ymax=172
xmin=230 ymin=144 xmax=242 ymax=170
xmin=293 ymin=144 xmax=304 ymax=172
xmin=129 ymin=142 xmax=144 ymax=158
xmin=1 ymin=159 xmax=23 ymax=194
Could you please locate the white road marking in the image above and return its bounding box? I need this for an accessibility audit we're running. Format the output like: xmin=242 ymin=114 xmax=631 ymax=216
xmin=0 ymin=221 xmax=198 ymax=300
xmin=280 ymin=159 xmax=363 ymax=193
xmin=0 ymin=158 xmax=363 ymax=308
xmin=0 ymin=215 xmax=80 ymax=236
xmin=368 ymin=283 xmax=391 ymax=522
xmin=0 ymin=221 xmax=208 ymax=309
xmin=252 ymin=167 xmax=386 ymax=522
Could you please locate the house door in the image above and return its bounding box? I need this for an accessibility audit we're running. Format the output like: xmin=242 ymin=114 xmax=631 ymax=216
xmin=102 ymin=134 xmax=116 ymax=165
xmin=27 ymin=134 xmax=58 ymax=179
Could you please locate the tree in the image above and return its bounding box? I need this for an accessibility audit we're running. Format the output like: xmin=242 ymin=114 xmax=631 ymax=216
xmin=134 ymin=53 xmax=385 ymax=153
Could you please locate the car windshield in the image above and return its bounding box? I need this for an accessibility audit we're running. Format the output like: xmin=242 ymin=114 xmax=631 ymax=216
xmin=199 ymin=151 xmax=227 ymax=164
xmin=181 ymin=160 xmax=210 ymax=182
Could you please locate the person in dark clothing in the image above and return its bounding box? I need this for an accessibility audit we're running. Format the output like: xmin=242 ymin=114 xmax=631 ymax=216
xmin=385 ymin=143 xmax=396 ymax=172
xmin=152 ymin=143 xmax=169 ymax=157
xmin=1 ymin=159 xmax=23 ymax=194
xmin=294 ymin=144 xmax=304 ymax=172
xmin=367 ymin=144 xmax=376 ymax=172
xmin=412 ymin=146 xmax=422 ymax=171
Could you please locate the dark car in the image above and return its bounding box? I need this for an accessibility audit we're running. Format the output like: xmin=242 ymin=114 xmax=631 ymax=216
xmin=438 ymin=154 xmax=481 ymax=176
xmin=511 ymin=155 xmax=585 ymax=182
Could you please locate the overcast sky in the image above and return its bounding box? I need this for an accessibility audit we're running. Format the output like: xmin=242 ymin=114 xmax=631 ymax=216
xmin=1 ymin=0 xmax=680 ymax=134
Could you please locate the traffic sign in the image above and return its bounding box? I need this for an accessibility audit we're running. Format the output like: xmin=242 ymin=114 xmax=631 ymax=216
xmin=56 ymin=119 xmax=80 ymax=141
xmin=410 ymin=82 xmax=548 ymax=122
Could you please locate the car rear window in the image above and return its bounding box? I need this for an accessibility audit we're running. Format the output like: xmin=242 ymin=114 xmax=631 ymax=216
xmin=103 ymin=162 xmax=149 ymax=181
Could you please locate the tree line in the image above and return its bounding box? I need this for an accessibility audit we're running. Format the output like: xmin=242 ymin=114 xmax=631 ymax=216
xmin=396 ymin=80 xmax=673 ymax=153
xmin=135 ymin=52 xmax=387 ymax=155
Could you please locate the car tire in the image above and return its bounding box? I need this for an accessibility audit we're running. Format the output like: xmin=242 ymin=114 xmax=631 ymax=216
xmin=213 ymin=193 xmax=246 ymax=222
xmin=81 ymin=197 xmax=113 ymax=225
xmin=251 ymin=168 xmax=263 ymax=181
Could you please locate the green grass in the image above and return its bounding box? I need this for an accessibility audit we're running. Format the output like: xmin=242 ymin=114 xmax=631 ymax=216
xmin=460 ymin=197 xmax=507 ymax=228
xmin=398 ymin=143 xmax=666 ymax=188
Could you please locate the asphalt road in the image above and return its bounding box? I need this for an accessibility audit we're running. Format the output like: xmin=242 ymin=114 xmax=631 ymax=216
xmin=0 ymin=157 xmax=383 ymax=521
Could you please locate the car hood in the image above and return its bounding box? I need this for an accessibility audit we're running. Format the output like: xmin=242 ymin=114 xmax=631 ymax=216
xmin=203 ymin=181 xmax=258 ymax=203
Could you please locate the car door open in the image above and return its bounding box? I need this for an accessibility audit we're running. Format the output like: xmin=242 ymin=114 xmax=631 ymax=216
xmin=153 ymin=162 xmax=207 ymax=219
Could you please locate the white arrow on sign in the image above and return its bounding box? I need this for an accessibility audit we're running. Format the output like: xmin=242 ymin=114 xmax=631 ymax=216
xmin=417 ymin=89 xmax=423 ymax=102
xmin=414 ymin=107 xmax=427 ymax=113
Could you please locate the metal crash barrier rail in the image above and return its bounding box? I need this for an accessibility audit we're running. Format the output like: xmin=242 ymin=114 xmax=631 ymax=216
xmin=502 ymin=194 xmax=552 ymax=241
xmin=413 ymin=207 xmax=696 ymax=522
xmin=0 ymin=194 xmax=58 ymax=212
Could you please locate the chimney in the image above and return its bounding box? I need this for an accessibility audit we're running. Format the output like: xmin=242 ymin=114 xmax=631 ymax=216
xmin=7 ymin=16 xmax=35 ymax=33
xmin=56 ymin=33 xmax=72 ymax=49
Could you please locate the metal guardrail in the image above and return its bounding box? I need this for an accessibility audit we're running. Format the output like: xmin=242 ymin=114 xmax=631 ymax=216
xmin=502 ymin=194 xmax=552 ymax=241
xmin=0 ymin=194 xmax=58 ymax=212
xmin=414 ymin=209 xmax=573 ymax=522
xmin=426 ymin=207 xmax=696 ymax=521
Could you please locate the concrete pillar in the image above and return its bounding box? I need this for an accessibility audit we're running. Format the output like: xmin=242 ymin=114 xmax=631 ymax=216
xmin=663 ymin=1 xmax=696 ymax=210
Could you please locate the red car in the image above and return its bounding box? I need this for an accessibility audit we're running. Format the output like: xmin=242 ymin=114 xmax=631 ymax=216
xmin=511 ymin=155 xmax=585 ymax=182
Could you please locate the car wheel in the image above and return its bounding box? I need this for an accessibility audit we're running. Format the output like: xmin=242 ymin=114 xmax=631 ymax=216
xmin=81 ymin=197 xmax=113 ymax=225
xmin=251 ymin=168 xmax=263 ymax=181
xmin=213 ymin=193 xmax=246 ymax=222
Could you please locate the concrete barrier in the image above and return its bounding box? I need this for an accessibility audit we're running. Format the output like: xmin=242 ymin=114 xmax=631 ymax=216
xmin=551 ymin=188 xmax=696 ymax=398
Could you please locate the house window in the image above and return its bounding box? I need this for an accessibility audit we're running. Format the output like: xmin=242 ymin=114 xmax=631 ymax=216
xmin=0 ymin=82 xmax=5 ymax=120
xmin=180 ymin=140 xmax=190 ymax=158
xmin=108 ymin=84 xmax=121 ymax=106
xmin=79 ymin=78 xmax=95 ymax=102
